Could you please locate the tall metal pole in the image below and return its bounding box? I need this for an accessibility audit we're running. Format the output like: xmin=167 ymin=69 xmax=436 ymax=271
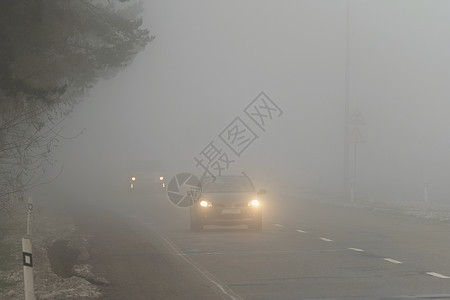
xmin=27 ymin=197 xmax=32 ymax=236
xmin=352 ymin=141 xmax=357 ymax=202
xmin=344 ymin=0 xmax=351 ymax=200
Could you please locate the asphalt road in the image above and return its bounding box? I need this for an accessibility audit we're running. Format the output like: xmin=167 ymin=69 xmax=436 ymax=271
xmin=99 ymin=189 xmax=450 ymax=300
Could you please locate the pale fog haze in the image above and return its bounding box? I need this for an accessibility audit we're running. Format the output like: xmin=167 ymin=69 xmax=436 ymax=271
xmin=43 ymin=1 xmax=450 ymax=203
xmin=8 ymin=1 xmax=450 ymax=299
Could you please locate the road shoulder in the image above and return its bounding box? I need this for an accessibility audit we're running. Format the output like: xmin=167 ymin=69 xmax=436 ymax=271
xmin=73 ymin=204 xmax=224 ymax=300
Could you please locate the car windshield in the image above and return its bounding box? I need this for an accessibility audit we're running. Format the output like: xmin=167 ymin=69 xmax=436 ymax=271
xmin=201 ymin=176 xmax=254 ymax=193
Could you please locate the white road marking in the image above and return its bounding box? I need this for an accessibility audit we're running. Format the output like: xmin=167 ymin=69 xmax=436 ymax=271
xmin=296 ymin=229 xmax=307 ymax=233
xmin=274 ymin=224 xmax=283 ymax=227
xmin=319 ymin=238 xmax=333 ymax=242
xmin=383 ymin=258 xmax=403 ymax=264
xmin=348 ymin=248 xmax=364 ymax=252
xmin=427 ymin=272 xmax=450 ymax=279
xmin=154 ymin=230 xmax=242 ymax=300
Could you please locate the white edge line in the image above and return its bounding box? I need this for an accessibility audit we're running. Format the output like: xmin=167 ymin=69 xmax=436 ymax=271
xmin=154 ymin=230 xmax=242 ymax=300
xmin=296 ymin=229 xmax=306 ymax=233
xmin=427 ymin=272 xmax=450 ymax=279
xmin=274 ymin=224 xmax=283 ymax=227
xmin=319 ymin=237 xmax=333 ymax=242
xmin=383 ymin=258 xmax=403 ymax=264
xmin=348 ymin=248 xmax=364 ymax=252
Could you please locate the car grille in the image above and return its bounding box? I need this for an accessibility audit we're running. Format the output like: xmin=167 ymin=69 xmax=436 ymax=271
xmin=211 ymin=202 xmax=248 ymax=208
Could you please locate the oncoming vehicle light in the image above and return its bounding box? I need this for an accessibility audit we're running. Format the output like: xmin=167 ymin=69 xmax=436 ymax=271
xmin=160 ymin=176 xmax=164 ymax=181
xmin=250 ymin=199 xmax=260 ymax=207
xmin=131 ymin=177 xmax=136 ymax=181
xmin=200 ymin=199 xmax=210 ymax=207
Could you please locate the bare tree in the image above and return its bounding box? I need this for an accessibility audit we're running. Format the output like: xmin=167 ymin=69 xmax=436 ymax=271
xmin=0 ymin=0 xmax=152 ymax=212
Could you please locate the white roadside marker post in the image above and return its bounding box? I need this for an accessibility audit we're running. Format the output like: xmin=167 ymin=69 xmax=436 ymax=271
xmin=22 ymin=238 xmax=35 ymax=300
xmin=22 ymin=197 xmax=36 ymax=300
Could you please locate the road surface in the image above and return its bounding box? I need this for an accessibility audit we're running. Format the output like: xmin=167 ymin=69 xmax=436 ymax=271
xmin=77 ymin=189 xmax=450 ymax=300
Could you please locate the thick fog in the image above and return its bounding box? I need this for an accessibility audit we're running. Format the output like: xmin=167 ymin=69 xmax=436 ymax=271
xmin=34 ymin=0 xmax=450 ymax=207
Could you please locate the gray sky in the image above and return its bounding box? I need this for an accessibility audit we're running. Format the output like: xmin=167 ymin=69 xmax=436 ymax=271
xmin=46 ymin=1 xmax=450 ymax=203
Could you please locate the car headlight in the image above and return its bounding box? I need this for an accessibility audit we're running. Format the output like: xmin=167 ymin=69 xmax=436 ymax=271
xmin=131 ymin=177 xmax=136 ymax=181
xmin=249 ymin=199 xmax=260 ymax=207
xmin=160 ymin=176 xmax=164 ymax=181
xmin=200 ymin=199 xmax=211 ymax=207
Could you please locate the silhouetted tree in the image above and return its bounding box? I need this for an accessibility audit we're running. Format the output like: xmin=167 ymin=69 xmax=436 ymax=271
xmin=0 ymin=0 xmax=153 ymax=211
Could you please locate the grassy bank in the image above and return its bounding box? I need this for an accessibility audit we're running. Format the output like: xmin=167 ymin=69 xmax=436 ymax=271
xmin=0 ymin=207 xmax=27 ymax=294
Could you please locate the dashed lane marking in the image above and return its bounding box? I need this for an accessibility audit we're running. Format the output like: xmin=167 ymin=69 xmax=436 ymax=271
xmin=153 ymin=230 xmax=243 ymax=300
xmin=383 ymin=258 xmax=403 ymax=264
xmin=319 ymin=238 xmax=333 ymax=242
xmin=274 ymin=224 xmax=283 ymax=227
xmin=427 ymin=272 xmax=450 ymax=279
xmin=348 ymin=248 xmax=364 ymax=252
xmin=296 ymin=229 xmax=307 ymax=233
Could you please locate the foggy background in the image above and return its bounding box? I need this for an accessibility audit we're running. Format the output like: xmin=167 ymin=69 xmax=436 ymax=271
xmin=33 ymin=0 xmax=450 ymax=206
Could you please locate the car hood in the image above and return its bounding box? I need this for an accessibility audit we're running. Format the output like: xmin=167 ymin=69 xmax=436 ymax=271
xmin=200 ymin=191 xmax=256 ymax=206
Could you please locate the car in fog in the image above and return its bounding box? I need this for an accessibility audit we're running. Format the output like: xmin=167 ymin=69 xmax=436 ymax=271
xmin=129 ymin=172 xmax=165 ymax=191
xmin=189 ymin=173 xmax=266 ymax=231
xmin=127 ymin=160 xmax=166 ymax=192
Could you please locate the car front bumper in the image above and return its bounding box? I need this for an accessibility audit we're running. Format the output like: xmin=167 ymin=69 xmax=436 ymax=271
xmin=191 ymin=206 xmax=261 ymax=226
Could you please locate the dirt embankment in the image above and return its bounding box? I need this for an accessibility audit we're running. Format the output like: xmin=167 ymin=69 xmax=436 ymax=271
xmin=0 ymin=202 xmax=103 ymax=299
xmin=2 ymin=199 xmax=222 ymax=300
